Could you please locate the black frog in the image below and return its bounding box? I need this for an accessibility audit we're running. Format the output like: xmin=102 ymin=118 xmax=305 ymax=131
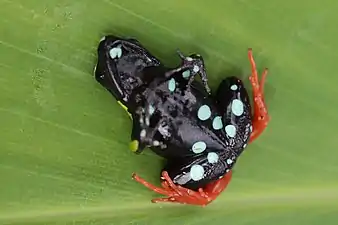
xmin=94 ymin=35 xmax=270 ymax=206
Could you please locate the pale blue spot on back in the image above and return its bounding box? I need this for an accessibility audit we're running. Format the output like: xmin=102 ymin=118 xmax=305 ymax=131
xmin=231 ymin=99 xmax=244 ymax=116
xmin=148 ymin=105 xmax=155 ymax=115
xmin=192 ymin=141 xmax=207 ymax=153
xmin=207 ymin=152 xmax=219 ymax=163
xmin=230 ymin=85 xmax=238 ymax=90
xmin=197 ymin=105 xmax=211 ymax=121
xmin=168 ymin=78 xmax=176 ymax=92
xmin=190 ymin=165 xmax=204 ymax=181
xmin=182 ymin=70 xmax=191 ymax=79
xmin=212 ymin=116 xmax=223 ymax=130
xmin=225 ymin=124 xmax=237 ymax=137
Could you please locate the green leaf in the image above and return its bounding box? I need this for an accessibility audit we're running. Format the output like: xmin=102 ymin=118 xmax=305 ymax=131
xmin=1 ymin=0 xmax=338 ymax=224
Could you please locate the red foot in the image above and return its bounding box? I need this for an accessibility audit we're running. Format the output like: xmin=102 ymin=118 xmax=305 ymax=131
xmin=247 ymin=48 xmax=270 ymax=143
xmin=132 ymin=170 xmax=232 ymax=206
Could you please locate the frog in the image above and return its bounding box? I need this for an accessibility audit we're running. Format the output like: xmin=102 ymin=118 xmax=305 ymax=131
xmin=94 ymin=35 xmax=270 ymax=206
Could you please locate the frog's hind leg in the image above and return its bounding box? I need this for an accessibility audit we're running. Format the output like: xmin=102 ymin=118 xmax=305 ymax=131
xmin=132 ymin=171 xmax=217 ymax=206
xmin=215 ymin=76 xmax=252 ymax=149
xmin=215 ymin=76 xmax=250 ymax=112
xmin=247 ymin=48 xmax=270 ymax=143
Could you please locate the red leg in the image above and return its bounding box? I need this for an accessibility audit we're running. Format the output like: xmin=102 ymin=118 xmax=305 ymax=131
xmin=132 ymin=170 xmax=233 ymax=206
xmin=260 ymin=68 xmax=268 ymax=95
xmin=152 ymin=197 xmax=177 ymax=203
xmin=203 ymin=171 xmax=232 ymax=197
xmin=247 ymin=49 xmax=270 ymax=143
xmin=132 ymin=173 xmax=171 ymax=196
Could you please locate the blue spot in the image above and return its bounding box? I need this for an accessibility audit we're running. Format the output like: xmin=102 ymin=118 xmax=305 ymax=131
xmin=212 ymin=116 xmax=223 ymax=130
xmin=109 ymin=47 xmax=122 ymax=59
xmin=193 ymin=65 xmax=199 ymax=72
xmin=148 ymin=105 xmax=155 ymax=115
xmin=231 ymin=99 xmax=244 ymax=116
xmin=140 ymin=129 xmax=146 ymax=138
xmin=207 ymin=152 xmax=219 ymax=163
xmin=182 ymin=70 xmax=191 ymax=79
xmin=168 ymin=78 xmax=176 ymax=92
xmin=190 ymin=165 xmax=204 ymax=181
xmin=225 ymin=125 xmax=236 ymax=138
xmin=230 ymin=85 xmax=238 ymax=90
xmin=192 ymin=141 xmax=206 ymax=153
xmin=197 ymin=105 xmax=211 ymax=121
xmin=226 ymin=159 xmax=233 ymax=164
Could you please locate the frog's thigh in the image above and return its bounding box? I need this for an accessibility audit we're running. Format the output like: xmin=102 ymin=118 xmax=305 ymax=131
xmin=215 ymin=76 xmax=250 ymax=113
xmin=162 ymin=153 xmax=229 ymax=190
xmin=216 ymin=76 xmax=245 ymax=103
xmin=216 ymin=76 xmax=252 ymax=146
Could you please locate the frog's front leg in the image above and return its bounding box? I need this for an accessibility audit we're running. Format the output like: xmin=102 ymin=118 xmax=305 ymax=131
xmin=178 ymin=50 xmax=211 ymax=95
xmin=247 ymin=49 xmax=270 ymax=143
xmin=130 ymin=103 xmax=168 ymax=153
xmin=164 ymin=50 xmax=211 ymax=95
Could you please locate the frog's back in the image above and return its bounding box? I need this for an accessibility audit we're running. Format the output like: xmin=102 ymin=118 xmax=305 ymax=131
xmin=146 ymin=73 xmax=252 ymax=160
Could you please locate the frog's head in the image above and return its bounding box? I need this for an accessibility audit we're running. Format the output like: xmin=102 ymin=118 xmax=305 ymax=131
xmin=94 ymin=35 xmax=162 ymax=105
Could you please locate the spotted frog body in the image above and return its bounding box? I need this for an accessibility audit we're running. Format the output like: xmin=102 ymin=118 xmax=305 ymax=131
xmin=94 ymin=35 xmax=270 ymax=206
xmin=128 ymin=71 xmax=252 ymax=190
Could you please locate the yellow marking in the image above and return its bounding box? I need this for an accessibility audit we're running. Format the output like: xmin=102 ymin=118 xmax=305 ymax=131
xmin=129 ymin=140 xmax=139 ymax=152
xmin=117 ymin=101 xmax=132 ymax=119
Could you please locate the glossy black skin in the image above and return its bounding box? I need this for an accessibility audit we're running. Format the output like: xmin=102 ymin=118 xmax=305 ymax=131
xmin=95 ymin=35 xmax=252 ymax=190
xmin=95 ymin=35 xmax=161 ymax=106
